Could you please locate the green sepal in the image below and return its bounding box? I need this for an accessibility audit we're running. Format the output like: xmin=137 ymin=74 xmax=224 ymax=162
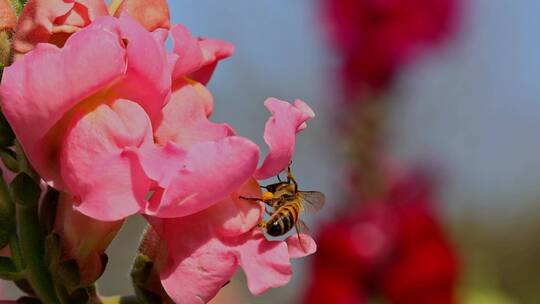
xmin=0 ymin=256 xmax=23 ymax=280
xmin=8 ymin=0 xmax=27 ymax=15
xmin=0 ymin=148 xmax=19 ymax=172
xmin=0 ymin=113 xmax=15 ymax=147
xmin=130 ymin=254 xmax=170 ymax=304
xmin=130 ymin=254 xmax=153 ymax=286
xmin=67 ymin=287 xmax=91 ymax=304
xmin=16 ymin=297 xmax=42 ymax=304
xmin=39 ymin=187 xmax=59 ymax=234
xmin=10 ymin=173 xmax=41 ymax=207
xmin=57 ymin=259 xmax=81 ymax=288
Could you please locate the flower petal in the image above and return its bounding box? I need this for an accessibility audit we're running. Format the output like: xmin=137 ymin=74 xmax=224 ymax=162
xmin=94 ymin=15 xmax=172 ymax=124
xmin=154 ymin=79 xmax=233 ymax=148
xmin=1 ymin=22 xmax=127 ymax=187
xmin=13 ymin=0 xmax=108 ymax=55
xmin=153 ymin=215 xmax=238 ymax=304
xmin=146 ymin=136 xmax=259 ymax=218
xmin=207 ymin=178 xmax=264 ymax=237
xmin=170 ymin=24 xmax=234 ymax=83
xmin=286 ymin=233 xmax=317 ymax=258
xmin=60 ymin=99 xmax=152 ymax=221
xmin=110 ymin=0 xmax=170 ymax=31
xmin=236 ymin=230 xmax=293 ymax=295
xmin=254 ymin=98 xmax=315 ymax=180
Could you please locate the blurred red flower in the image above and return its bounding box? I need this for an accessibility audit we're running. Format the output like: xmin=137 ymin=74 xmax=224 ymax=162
xmin=303 ymin=170 xmax=459 ymax=303
xmin=322 ymin=0 xmax=459 ymax=101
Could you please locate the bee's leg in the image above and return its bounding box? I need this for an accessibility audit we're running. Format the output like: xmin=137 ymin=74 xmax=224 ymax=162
xmin=277 ymin=174 xmax=282 ymax=183
xmin=239 ymin=196 xmax=275 ymax=208
xmin=257 ymin=221 xmax=267 ymax=229
xmin=239 ymin=196 xmax=260 ymax=201
xmin=287 ymin=166 xmax=298 ymax=192
xmin=295 ymin=224 xmax=308 ymax=253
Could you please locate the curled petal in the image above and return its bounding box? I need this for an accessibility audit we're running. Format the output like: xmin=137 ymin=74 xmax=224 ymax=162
xmin=94 ymin=15 xmax=172 ymax=124
xmin=154 ymin=214 xmax=238 ymax=304
xmin=207 ymin=178 xmax=263 ymax=237
xmin=170 ymin=24 xmax=234 ymax=83
xmin=1 ymin=23 xmax=127 ymax=186
xmin=143 ymin=136 xmax=259 ymax=218
xmin=286 ymin=233 xmax=317 ymax=258
xmin=254 ymin=98 xmax=315 ymax=180
xmin=155 ymin=79 xmax=232 ymax=147
xmin=151 ymin=210 xmax=309 ymax=302
xmin=60 ymin=99 xmax=152 ymax=221
xmin=235 ymin=230 xmax=293 ymax=295
xmin=13 ymin=0 xmax=108 ymax=55
xmin=110 ymin=0 xmax=170 ymax=31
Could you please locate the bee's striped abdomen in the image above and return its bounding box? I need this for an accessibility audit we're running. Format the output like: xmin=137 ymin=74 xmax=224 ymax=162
xmin=266 ymin=202 xmax=300 ymax=237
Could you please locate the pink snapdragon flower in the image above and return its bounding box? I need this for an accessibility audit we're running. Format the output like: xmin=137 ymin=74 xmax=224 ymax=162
xmin=1 ymin=8 xmax=319 ymax=303
xmin=2 ymin=14 xmax=262 ymax=224
xmin=140 ymin=97 xmax=317 ymax=303
xmin=13 ymin=0 xmax=169 ymax=56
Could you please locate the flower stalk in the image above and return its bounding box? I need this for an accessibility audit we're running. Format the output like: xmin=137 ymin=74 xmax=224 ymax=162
xmin=13 ymin=173 xmax=61 ymax=304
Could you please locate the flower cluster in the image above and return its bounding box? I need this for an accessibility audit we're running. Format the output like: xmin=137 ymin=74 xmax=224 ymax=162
xmin=322 ymin=0 xmax=458 ymax=101
xmin=0 ymin=0 xmax=318 ymax=302
xmin=303 ymin=170 xmax=459 ymax=303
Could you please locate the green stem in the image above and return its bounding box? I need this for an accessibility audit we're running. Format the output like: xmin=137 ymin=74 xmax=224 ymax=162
xmin=9 ymin=234 xmax=23 ymax=270
xmin=17 ymin=202 xmax=60 ymax=304
xmin=101 ymin=296 xmax=143 ymax=304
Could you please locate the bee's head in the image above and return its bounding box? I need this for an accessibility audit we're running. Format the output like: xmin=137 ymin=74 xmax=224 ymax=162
xmin=261 ymin=191 xmax=274 ymax=202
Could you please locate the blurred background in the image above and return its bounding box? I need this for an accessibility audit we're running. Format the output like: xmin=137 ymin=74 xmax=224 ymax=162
xmin=6 ymin=0 xmax=540 ymax=303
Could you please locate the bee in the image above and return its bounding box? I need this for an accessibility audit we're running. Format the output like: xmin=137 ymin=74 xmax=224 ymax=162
xmin=241 ymin=165 xmax=325 ymax=250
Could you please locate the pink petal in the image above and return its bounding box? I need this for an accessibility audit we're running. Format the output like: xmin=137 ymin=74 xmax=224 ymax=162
xmin=60 ymin=99 xmax=153 ymax=221
xmin=236 ymin=230 xmax=293 ymax=295
xmin=254 ymin=98 xmax=315 ymax=180
xmin=152 ymin=211 xmax=301 ymax=302
xmin=154 ymin=79 xmax=233 ymax=148
xmin=145 ymin=136 xmax=259 ymax=218
xmin=187 ymin=39 xmax=235 ymax=85
xmin=97 ymin=15 xmax=172 ymax=125
xmin=136 ymin=142 xmax=186 ymax=189
xmin=154 ymin=215 xmax=238 ymax=304
xmin=13 ymin=0 xmax=108 ymax=55
xmin=170 ymin=24 xmax=234 ymax=83
xmin=1 ymin=22 xmax=127 ymax=187
xmin=286 ymin=233 xmax=317 ymax=258
xmin=110 ymin=0 xmax=170 ymax=31
xmin=207 ymin=179 xmax=264 ymax=237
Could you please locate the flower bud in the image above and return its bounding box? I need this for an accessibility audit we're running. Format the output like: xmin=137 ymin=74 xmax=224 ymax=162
xmin=53 ymin=193 xmax=123 ymax=285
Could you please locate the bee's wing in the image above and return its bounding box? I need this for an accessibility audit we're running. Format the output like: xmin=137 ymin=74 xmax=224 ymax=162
xmin=298 ymin=191 xmax=326 ymax=214
xmin=296 ymin=219 xmax=311 ymax=234
xmin=295 ymin=220 xmax=312 ymax=253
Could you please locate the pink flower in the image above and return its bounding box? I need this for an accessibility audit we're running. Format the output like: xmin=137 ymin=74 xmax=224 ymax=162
xmin=140 ymin=97 xmax=317 ymax=303
xmin=2 ymin=7 xmax=320 ymax=302
xmin=1 ymin=14 xmax=249 ymax=223
xmin=3 ymin=12 xmax=318 ymax=301
xmin=12 ymin=0 xmax=170 ymax=57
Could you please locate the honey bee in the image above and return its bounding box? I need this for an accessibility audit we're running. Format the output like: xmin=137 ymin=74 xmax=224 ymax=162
xmin=241 ymin=165 xmax=325 ymax=250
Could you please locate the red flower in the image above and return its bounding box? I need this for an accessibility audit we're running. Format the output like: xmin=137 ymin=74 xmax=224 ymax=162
xmin=321 ymin=0 xmax=459 ymax=100
xmin=303 ymin=170 xmax=459 ymax=303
